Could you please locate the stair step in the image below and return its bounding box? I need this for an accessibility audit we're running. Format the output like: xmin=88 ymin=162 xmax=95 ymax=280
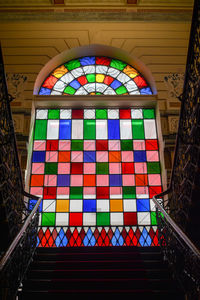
xmin=28 ymin=268 xmax=169 ymax=280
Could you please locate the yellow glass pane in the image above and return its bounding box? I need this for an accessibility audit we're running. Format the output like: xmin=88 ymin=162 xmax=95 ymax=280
xmin=96 ymin=74 xmax=105 ymax=83
xmin=123 ymin=65 xmax=138 ymax=78
xmin=56 ymin=200 xmax=69 ymax=212
xmin=110 ymin=199 xmax=123 ymax=212
xmin=52 ymin=65 xmax=68 ymax=78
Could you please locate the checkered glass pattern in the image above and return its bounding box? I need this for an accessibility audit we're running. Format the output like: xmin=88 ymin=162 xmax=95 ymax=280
xmin=29 ymin=108 xmax=162 ymax=233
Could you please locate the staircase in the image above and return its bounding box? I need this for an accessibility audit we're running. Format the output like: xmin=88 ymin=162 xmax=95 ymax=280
xmin=19 ymin=246 xmax=184 ymax=300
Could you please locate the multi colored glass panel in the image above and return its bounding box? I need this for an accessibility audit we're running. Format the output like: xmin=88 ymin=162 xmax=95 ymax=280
xmin=29 ymin=108 xmax=162 ymax=247
xmin=39 ymin=57 xmax=152 ymax=96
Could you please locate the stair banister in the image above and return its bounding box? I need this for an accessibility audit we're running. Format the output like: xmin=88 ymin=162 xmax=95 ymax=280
xmin=0 ymin=194 xmax=42 ymax=272
xmin=152 ymin=195 xmax=200 ymax=259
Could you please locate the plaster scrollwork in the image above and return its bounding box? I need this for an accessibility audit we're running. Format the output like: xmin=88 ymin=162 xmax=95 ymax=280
xmin=164 ymin=73 xmax=184 ymax=101
xmin=6 ymin=73 xmax=27 ymax=101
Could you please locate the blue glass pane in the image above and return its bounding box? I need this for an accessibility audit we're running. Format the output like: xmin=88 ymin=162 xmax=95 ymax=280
xmin=29 ymin=199 xmax=42 ymax=212
xmin=39 ymin=87 xmax=51 ymax=95
xmin=69 ymin=79 xmax=81 ymax=89
xmin=134 ymin=151 xmax=147 ymax=162
xmin=57 ymin=175 xmax=70 ymax=186
xmin=108 ymin=120 xmax=120 ymax=139
xmin=59 ymin=120 xmax=71 ymax=139
xmin=139 ymin=227 xmax=152 ymax=246
xmin=83 ymin=200 xmax=96 ymax=212
xmin=140 ymin=87 xmax=152 ymax=95
xmin=84 ymin=151 xmax=96 ymax=162
xmin=80 ymin=56 xmax=95 ymax=66
xmin=110 ymin=80 xmax=122 ymax=90
xmin=109 ymin=174 xmax=122 ymax=186
xmin=32 ymin=151 xmax=46 ymax=162
xmin=137 ymin=199 xmax=150 ymax=212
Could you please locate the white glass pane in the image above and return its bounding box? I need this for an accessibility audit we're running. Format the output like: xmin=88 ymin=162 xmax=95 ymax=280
xmin=70 ymin=200 xmax=82 ymax=212
xmin=47 ymin=120 xmax=59 ymax=139
xmin=53 ymin=80 xmax=66 ymax=93
xmin=60 ymin=109 xmax=72 ymax=119
xmin=123 ymin=199 xmax=136 ymax=212
xmin=138 ymin=212 xmax=151 ymax=225
xmin=144 ymin=119 xmax=157 ymax=139
xmin=96 ymin=120 xmax=108 ymax=139
xmin=117 ymin=72 xmax=130 ymax=84
xmin=36 ymin=109 xmax=48 ymax=119
xmin=96 ymin=65 xmax=108 ymax=74
xmin=75 ymin=87 xmax=88 ymax=95
xmin=129 ymin=89 xmax=140 ymax=95
xmin=43 ymin=200 xmax=56 ymax=212
xmin=124 ymin=80 xmax=138 ymax=93
xmin=83 ymin=65 xmax=95 ymax=74
xmin=61 ymin=73 xmax=74 ymax=84
xmin=110 ymin=213 xmax=123 ymax=225
xmin=131 ymin=109 xmax=143 ymax=119
xmin=84 ymin=83 xmax=95 ymax=93
xmin=120 ymin=120 xmax=132 ymax=139
xmin=83 ymin=213 xmax=96 ymax=226
xmin=108 ymin=109 xmax=119 ymax=119
xmin=51 ymin=90 xmax=62 ymax=95
xmin=96 ymin=83 xmax=107 ymax=93
xmin=71 ymin=67 xmax=84 ymax=78
xmin=97 ymin=200 xmax=109 ymax=212
xmin=72 ymin=120 xmax=83 ymax=139
xmin=103 ymin=87 xmax=116 ymax=95
xmin=107 ymin=67 xmax=120 ymax=78
xmin=84 ymin=109 xmax=95 ymax=119
xmin=56 ymin=213 xmax=69 ymax=226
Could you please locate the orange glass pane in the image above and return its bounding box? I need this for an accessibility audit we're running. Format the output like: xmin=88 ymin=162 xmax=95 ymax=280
xmin=135 ymin=174 xmax=148 ymax=186
xmin=110 ymin=199 xmax=123 ymax=212
xmin=109 ymin=151 xmax=121 ymax=162
xmin=58 ymin=151 xmax=70 ymax=162
xmin=30 ymin=174 xmax=44 ymax=186
xmin=83 ymin=175 xmax=96 ymax=186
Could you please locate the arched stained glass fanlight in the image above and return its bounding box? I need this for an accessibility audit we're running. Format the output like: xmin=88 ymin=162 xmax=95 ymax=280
xmin=39 ymin=56 xmax=152 ymax=96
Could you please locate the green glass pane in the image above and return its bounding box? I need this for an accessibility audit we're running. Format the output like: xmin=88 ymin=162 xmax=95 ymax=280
xmin=45 ymin=163 xmax=58 ymax=174
xmin=84 ymin=120 xmax=96 ymax=139
xmin=110 ymin=59 xmax=127 ymax=71
xmin=34 ymin=120 xmax=47 ymax=140
xmin=97 ymin=212 xmax=110 ymax=226
xmin=151 ymin=212 xmax=157 ymax=225
xmin=143 ymin=109 xmax=155 ymax=119
xmin=70 ymin=187 xmax=83 ymax=199
xmin=42 ymin=212 xmax=55 ymax=226
xmin=48 ymin=109 xmax=60 ymax=119
xmin=132 ymin=120 xmax=145 ymax=140
xmin=71 ymin=140 xmax=83 ymax=151
xmin=121 ymin=140 xmax=133 ymax=151
xmin=86 ymin=74 xmax=95 ymax=83
xmin=96 ymin=109 xmax=107 ymax=119
xmin=96 ymin=163 xmax=109 ymax=174
xmin=64 ymin=86 xmax=76 ymax=95
xmin=147 ymin=162 xmax=161 ymax=174
xmin=64 ymin=59 xmax=81 ymax=71
xmin=116 ymin=86 xmax=128 ymax=95
xmin=123 ymin=186 xmax=136 ymax=198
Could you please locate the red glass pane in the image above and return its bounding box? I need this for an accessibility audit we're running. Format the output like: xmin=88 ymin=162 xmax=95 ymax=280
xmin=135 ymin=174 xmax=148 ymax=186
xmin=96 ymin=57 xmax=111 ymax=66
xmin=104 ymin=75 xmax=114 ymax=85
xmin=30 ymin=175 xmax=44 ymax=186
xmin=69 ymin=213 xmax=83 ymax=226
xmin=42 ymin=75 xmax=58 ymax=89
xmin=96 ymin=187 xmax=109 ymax=199
xmin=78 ymin=75 xmax=88 ymax=86
xmin=71 ymin=162 xmax=83 ymax=174
xmin=124 ymin=212 xmax=137 ymax=225
xmin=145 ymin=140 xmax=158 ymax=151
xmin=149 ymin=186 xmax=162 ymax=198
xmin=122 ymin=162 xmax=134 ymax=174
xmin=134 ymin=76 xmax=148 ymax=89
xmin=119 ymin=109 xmax=131 ymax=119
xmin=43 ymin=187 xmax=56 ymax=199
xmin=72 ymin=109 xmax=84 ymax=119
xmin=46 ymin=140 xmax=58 ymax=151
xmin=96 ymin=140 xmax=108 ymax=151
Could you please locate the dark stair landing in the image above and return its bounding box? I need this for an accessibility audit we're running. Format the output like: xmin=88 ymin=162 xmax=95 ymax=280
xmin=18 ymin=246 xmax=184 ymax=300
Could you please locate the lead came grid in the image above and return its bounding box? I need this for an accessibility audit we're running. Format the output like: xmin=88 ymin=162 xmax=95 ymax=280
xmin=30 ymin=108 xmax=162 ymax=229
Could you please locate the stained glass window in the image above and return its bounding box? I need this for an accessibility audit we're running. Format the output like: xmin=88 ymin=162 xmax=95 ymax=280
xmin=30 ymin=108 xmax=161 ymax=247
xmin=38 ymin=57 xmax=152 ymax=96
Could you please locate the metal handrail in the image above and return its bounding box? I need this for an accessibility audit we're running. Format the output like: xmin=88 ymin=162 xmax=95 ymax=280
xmin=0 ymin=194 xmax=42 ymax=272
xmin=152 ymin=195 xmax=200 ymax=259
